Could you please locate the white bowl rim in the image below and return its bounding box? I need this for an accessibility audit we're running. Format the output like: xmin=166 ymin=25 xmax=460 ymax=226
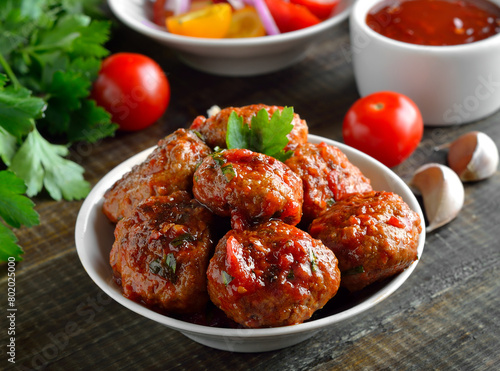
xmin=108 ymin=0 xmax=353 ymax=47
xmin=75 ymin=133 xmax=426 ymax=339
xmin=352 ymin=0 xmax=500 ymax=53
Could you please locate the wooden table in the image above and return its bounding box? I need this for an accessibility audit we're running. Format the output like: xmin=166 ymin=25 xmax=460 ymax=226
xmin=4 ymin=15 xmax=500 ymax=371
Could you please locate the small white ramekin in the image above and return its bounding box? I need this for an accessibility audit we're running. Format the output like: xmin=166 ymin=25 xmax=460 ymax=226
xmin=350 ymin=0 xmax=500 ymax=126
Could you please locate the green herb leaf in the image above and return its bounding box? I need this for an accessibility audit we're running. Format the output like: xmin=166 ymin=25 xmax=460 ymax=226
xmin=0 ymin=222 xmax=24 ymax=262
xmin=226 ymin=107 xmax=295 ymax=162
xmin=67 ymin=99 xmax=117 ymax=143
xmin=343 ymin=265 xmax=365 ymax=276
xmin=222 ymin=270 xmax=234 ymax=286
xmin=0 ymin=78 xmax=45 ymax=139
xmin=221 ymin=164 xmax=236 ymax=182
xmin=0 ymin=127 xmax=17 ymax=166
xmin=170 ymin=233 xmax=195 ymax=247
xmin=165 ymin=253 xmax=176 ymax=274
xmin=226 ymin=111 xmax=251 ymax=150
xmin=149 ymin=253 xmax=178 ymax=283
xmin=9 ymin=128 xmax=90 ymax=200
xmin=0 ymin=170 xmax=39 ymax=228
xmin=309 ymin=248 xmax=318 ymax=273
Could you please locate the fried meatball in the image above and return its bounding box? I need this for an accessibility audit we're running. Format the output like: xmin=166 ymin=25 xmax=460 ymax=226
xmin=189 ymin=104 xmax=308 ymax=151
xmin=103 ymin=129 xmax=212 ymax=223
xmin=110 ymin=191 xmax=215 ymax=313
xmin=193 ymin=148 xmax=303 ymax=229
xmin=309 ymin=191 xmax=422 ymax=292
xmin=285 ymin=142 xmax=373 ymax=225
xmin=207 ymin=220 xmax=340 ymax=328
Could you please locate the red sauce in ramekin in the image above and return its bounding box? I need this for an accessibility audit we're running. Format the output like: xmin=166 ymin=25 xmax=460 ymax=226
xmin=366 ymin=0 xmax=500 ymax=46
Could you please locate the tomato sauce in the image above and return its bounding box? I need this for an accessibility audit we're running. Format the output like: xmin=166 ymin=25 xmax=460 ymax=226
xmin=366 ymin=0 xmax=500 ymax=46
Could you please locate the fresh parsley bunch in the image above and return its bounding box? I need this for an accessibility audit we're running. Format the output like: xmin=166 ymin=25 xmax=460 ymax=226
xmin=0 ymin=0 xmax=117 ymax=261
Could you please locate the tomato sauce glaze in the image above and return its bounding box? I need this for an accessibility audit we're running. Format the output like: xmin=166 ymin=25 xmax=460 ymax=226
xmin=366 ymin=0 xmax=500 ymax=46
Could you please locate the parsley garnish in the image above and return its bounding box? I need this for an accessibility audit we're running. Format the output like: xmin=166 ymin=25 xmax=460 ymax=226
xmin=343 ymin=266 xmax=365 ymax=276
xmin=149 ymin=253 xmax=177 ymax=283
xmin=309 ymin=248 xmax=318 ymax=273
xmin=0 ymin=1 xmax=117 ymax=262
xmin=170 ymin=233 xmax=195 ymax=247
xmin=0 ymin=171 xmax=40 ymax=261
xmin=222 ymin=270 xmax=234 ymax=286
xmin=226 ymin=107 xmax=295 ymax=162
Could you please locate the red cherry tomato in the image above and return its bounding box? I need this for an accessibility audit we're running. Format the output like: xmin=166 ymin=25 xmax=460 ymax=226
xmin=91 ymin=53 xmax=170 ymax=132
xmin=265 ymin=0 xmax=321 ymax=33
xmin=289 ymin=0 xmax=339 ymax=20
xmin=342 ymin=91 xmax=423 ymax=168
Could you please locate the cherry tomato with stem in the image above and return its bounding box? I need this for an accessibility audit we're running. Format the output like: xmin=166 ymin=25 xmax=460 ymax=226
xmin=342 ymin=91 xmax=423 ymax=168
xmin=91 ymin=53 xmax=170 ymax=131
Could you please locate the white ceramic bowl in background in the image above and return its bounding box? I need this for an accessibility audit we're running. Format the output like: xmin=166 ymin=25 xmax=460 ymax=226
xmin=108 ymin=0 xmax=352 ymax=76
xmin=75 ymin=134 xmax=426 ymax=353
xmin=350 ymin=0 xmax=500 ymax=126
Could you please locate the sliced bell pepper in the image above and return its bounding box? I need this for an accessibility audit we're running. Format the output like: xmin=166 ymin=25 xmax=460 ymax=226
xmin=290 ymin=0 xmax=339 ymax=20
xmin=166 ymin=3 xmax=232 ymax=38
xmin=226 ymin=6 xmax=266 ymax=38
xmin=264 ymin=0 xmax=321 ymax=33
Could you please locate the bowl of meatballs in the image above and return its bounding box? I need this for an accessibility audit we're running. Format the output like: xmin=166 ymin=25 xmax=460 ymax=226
xmin=75 ymin=104 xmax=425 ymax=352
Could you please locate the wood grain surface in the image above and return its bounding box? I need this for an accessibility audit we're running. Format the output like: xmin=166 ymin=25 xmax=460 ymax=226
xmin=2 ymin=12 xmax=500 ymax=371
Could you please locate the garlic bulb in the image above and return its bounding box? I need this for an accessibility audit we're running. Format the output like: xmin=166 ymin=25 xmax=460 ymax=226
xmin=446 ymin=131 xmax=498 ymax=182
xmin=410 ymin=163 xmax=464 ymax=233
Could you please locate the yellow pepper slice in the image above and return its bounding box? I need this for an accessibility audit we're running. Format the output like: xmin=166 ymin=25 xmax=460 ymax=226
xmin=166 ymin=3 xmax=232 ymax=39
xmin=226 ymin=6 xmax=266 ymax=38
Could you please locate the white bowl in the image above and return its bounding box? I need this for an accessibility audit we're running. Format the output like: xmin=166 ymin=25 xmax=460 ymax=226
xmin=107 ymin=0 xmax=352 ymax=76
xmin=75 ymin=134 xmax=425 ymax=352
xmin=350 ymin=0 xmax=500 ymax=126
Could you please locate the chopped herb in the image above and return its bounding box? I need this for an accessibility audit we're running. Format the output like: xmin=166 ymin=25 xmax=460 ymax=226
xmin=326 ymin=198 xmax=336 ymax=207
xmin=149 ymin=258 xmax=163 ymax=276
xmin=221 ymin=164 xmax=236 ymax=182
xmin=165 ymin=253 xmax=176 ymax=274
xmin=170 ymin=233 xmax=195 ymax=247
xmin=226 ymin=107 xmax=295 ymax=162
xmin=309 ymin=248 xmax=318 ymax=273
xmin=210 ymin=149 xmax=226 ymax=167
xmin=343 ymin=265 xmax=365 ymax=276
xmin=222 ymin=270 xmax=233 ymax=286
xmin=191 ymin=130 xmax=203 ymax=140
xmin=287 ymin=269 xmax=295 ymax=280
xmin=149 ymin=253 xmax=178 ymax=283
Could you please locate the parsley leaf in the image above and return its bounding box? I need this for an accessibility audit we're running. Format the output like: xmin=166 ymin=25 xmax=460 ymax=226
xmin=9 ymin=128 xmax=90 ymax=201
xmin=0 ymin=75 xmax=45 ymax=138
xmin=0 ymin=0 xmax=115 ymax=262
xmin=0 ymin=222 xmax=24 ymax=262
xmin=0 ymin=127 xmax=16 ymax=165
xmin=226 ymin=107 xmax=295 ymax=162
xmin=149 ymin=253 xmax=178 ymax=283
xmin=0 ymin=171 xmax=39 ymax=229
xmin=0 ymin=170 xmax=40 ymax=261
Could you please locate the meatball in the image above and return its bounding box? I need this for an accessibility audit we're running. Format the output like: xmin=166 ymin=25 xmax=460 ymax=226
xmin=110 ymin=192 xmax=215 ymax=314
xmin=193 ymin=148 xmax=303 ymax=229
xmin=189 ymin=104 xmax=308 ymax=151
xmin=285 ymin=142 xmax=373 ymax=225
xmin=207 ymin=220 xmax=340 ymax=328
xmin=103 ymin=129 xmax=212 ymax=223
xmin=309 ymin=191 xmax=422 ymax=292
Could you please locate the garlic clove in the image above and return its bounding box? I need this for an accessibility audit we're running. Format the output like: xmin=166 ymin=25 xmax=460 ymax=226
xmin=410 ymin=163 xmax=464 ymax=233
xmin=447 ymin=131 xmax=499 ymax=182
